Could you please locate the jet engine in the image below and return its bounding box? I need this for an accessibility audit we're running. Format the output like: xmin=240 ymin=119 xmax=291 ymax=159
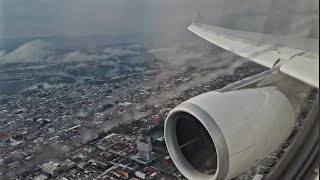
xmin=164 ymin=86 xmax=296 ymax=180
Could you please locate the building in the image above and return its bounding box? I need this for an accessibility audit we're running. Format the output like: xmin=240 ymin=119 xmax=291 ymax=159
xmin=252 ymin=174 xmax=264 ymax=180
xmin=137 ymin=136 xmax=152 ymax=161
xmin=135 ymin=171 xmax=146 ymax=179
xmin=131 ymin=136 xmax=154 ymax=165
xmin=33 ymin=174 xmax=48 ymax=180
xmin=41 ymin=161 xmax=66 ymax=176
xmin=134 ymin=167 xmax=159 ymax=180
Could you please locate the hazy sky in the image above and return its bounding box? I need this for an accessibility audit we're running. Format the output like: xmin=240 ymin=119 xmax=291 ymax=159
xmin=0 ymin=0 xmax=318 ymax=39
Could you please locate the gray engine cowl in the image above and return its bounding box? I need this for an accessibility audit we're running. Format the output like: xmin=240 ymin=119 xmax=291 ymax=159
xmin=164 ymin=86 xmax=295 ymax=180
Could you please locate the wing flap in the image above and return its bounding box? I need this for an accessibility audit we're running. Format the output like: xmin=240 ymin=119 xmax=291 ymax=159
xmin=280 ymin=56 xmax=319 ymax=89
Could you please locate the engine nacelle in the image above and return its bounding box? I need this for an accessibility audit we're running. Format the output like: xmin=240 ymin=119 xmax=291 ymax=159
xmin=164 ymin=86 xmax=296 ymax=180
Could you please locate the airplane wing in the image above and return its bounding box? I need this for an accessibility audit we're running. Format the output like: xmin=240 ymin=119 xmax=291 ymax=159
xmin=188 ymin=23 xmax=319 ymax=89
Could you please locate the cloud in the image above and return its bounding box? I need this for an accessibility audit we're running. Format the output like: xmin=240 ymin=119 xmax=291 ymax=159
xmin=145 ymin=42 xmax=249 ymax=105
xmin=103 ymin=48 xmax=139 ymax=57
xmin=0 ymin=40 xmax=143 ymax=64
xmin=0 ymin=40 xmax=53 ymax=64
xmin=0 ymin=50 xmax=6 ymax=58
xmin=63 ymin=50 xmax=98 ymax=62
xmin=63 ymin=47 xmax=140 ymax=63
xmin=147 ymin=38 xmax=247 ymax=84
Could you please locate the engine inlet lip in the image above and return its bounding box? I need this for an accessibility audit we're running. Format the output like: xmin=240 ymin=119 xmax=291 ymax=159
xmin=165 ymin=102 xmax=229 ymax=180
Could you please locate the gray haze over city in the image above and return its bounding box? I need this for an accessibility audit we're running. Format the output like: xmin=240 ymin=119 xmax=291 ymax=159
xmin=0 ymin=0 xmax=318 ymax=65
xmin=1 ymin=0 xmax=318 ymax=39
xmin=0 ymin=0 xmax=318 ymax=179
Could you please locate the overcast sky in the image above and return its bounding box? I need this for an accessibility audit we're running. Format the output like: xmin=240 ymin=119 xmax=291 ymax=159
xmin=0 ymin=0 xmax=318 ymax=40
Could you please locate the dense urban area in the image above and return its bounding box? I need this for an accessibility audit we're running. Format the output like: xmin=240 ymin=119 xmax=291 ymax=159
xmin=0 ymin=40 xmax=316 ymax=180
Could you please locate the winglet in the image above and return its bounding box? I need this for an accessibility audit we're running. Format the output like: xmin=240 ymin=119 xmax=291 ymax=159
xmin=192 ymin=11 xmax=200 ymax=25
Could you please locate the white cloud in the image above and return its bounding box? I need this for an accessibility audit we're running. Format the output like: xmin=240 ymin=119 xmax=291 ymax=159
xmin=0 ymin=40 xmax=53 ymax=64
xmin=103 ymin=48 xmax=138 ymax=57
xmin=0 ymin=50 xmax=6 ymax=59
xmin=63 ymin=50 xmax=96 ymax=62
xmin=0 ymin=39 xmax=143 ymax=64
xmin=63 ymin=48 xmax=139 ymax=63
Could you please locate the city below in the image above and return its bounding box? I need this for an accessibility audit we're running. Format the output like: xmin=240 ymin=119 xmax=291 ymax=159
xmin=0 ymin=40 xmax=315 ymax=180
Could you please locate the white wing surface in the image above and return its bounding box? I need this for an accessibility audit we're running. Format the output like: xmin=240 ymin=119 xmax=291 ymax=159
xmin=188 ymin=23 xmax=319 ymax=88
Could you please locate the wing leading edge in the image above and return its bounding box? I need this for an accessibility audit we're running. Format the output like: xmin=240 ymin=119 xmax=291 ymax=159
xmin=188 ymin=23 xmax=319 ymax=89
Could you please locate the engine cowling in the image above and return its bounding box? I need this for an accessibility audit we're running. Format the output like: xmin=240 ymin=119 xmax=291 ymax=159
xmin=164 ymin=86 xmax=296 ymax=180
